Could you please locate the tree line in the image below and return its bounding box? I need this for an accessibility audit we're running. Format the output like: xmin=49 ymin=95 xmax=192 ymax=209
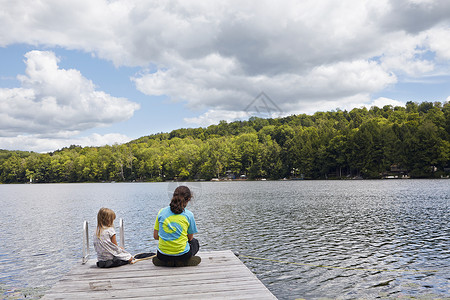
xmin=0 ymin=101 xmax=449 ymax=183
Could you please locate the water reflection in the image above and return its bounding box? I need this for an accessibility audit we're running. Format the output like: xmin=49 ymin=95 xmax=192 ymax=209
xmin=0 ymin=180 xmax=448 ymax=299
xmin=194 ymin=180 xmax=449 ymax=299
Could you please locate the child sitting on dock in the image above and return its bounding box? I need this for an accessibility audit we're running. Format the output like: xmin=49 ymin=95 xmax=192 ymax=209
xmin=93 ymin=207 xmax=133 ymax=268
xmin=153 ymin=186 xmax=201 ymax=267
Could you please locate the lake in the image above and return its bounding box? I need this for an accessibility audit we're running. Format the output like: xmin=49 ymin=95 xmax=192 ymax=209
xmin=0 ymin=180 xmax=449 ymax=299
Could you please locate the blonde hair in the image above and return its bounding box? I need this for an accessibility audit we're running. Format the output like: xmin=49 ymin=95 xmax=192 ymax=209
xmin=96 ymin=207 xmax=116 ymax=237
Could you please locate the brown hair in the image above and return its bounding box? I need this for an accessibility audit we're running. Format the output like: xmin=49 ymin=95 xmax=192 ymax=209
xmin=96 ymin=207 xmax=116 ymax=237
xmin=170 ymin=186 xmax=192 ymax=214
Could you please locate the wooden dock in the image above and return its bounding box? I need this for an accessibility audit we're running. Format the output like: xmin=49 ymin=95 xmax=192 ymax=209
xmin=42 ymin=250 xmax=277 ymax=299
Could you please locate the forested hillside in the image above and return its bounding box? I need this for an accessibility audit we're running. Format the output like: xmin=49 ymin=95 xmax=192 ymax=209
xmin=1 ymin=101 xmax=449 ymax=183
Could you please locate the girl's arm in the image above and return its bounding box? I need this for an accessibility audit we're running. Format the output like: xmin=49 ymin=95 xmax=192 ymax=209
xmin=187 ymin=233 xmax=194 ymax=241
xmin=109 ymin=231 xmax=132 ymax=262
xmin=153 ymin=229 xmax=159 ymax=240
xmin=111 ymin=234 xmax=118 ymax=246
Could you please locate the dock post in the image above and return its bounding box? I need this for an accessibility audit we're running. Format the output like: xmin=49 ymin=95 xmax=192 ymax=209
xmin=119 ymin=218 xmax=125 ymax=248
xmin=82 ymin=221 xmax=89 ymax=264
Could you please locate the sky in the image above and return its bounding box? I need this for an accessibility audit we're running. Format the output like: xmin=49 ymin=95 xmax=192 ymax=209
xmin=1 ymin=0 xmax=450 ymax=153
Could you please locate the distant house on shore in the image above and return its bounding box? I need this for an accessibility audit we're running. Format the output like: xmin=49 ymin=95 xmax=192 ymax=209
xmin=383 ymin=164 xmax=409 ymax=179
xmin=226 ymin=170 xmax=236 ymax=180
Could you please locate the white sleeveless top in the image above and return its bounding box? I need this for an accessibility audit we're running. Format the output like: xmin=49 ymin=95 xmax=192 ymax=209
xmin=93 ymin=226 xmax=132 ymax=261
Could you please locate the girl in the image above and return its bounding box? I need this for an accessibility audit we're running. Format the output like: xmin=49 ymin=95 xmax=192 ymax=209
xmin=153 ymin=186 xmax=200 ymax=267
xmin=93 ymin=207 xmax=133 ymax=268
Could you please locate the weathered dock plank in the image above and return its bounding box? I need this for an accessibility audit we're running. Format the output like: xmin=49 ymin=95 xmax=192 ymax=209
xmin=42 ymin=250 xmax=276 ymax=299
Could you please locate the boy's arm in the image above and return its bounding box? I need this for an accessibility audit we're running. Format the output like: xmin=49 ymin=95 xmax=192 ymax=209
xmin=187 ymin=233 xmax=194 ymax=241
xmin=153 ymin=229 xmax=159 ymax=240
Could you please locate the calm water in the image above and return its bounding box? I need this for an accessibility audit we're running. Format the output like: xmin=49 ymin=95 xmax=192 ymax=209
xmin=0 ymin=180 xmax=449 ymax=299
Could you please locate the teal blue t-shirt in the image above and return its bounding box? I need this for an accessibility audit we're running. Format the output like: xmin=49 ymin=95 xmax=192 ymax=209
xmin=154 ymin=206 xmax=198 ymax=255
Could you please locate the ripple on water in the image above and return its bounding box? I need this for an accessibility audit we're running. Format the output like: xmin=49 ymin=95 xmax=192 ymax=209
xmin=0 ymin=180 xmax=449 ymax=300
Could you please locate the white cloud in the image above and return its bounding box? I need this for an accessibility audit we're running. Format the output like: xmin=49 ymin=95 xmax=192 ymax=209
xmin=285 ymin=94 xmax=374 ymax=115
xmin=0 ymin=51 xmax=140 ymax=138
xmin=378 ymin=31 xmax=436 ymax=76
xmin=0 ymin=133 xmax=133 ymax=153
xmin=134 ymin=57 xmax=396 ymax=113
xmin=380 ymin=0 xmax=450 ymax=33
xmin=426 ymin=26 xmax=450 ymax=60
xmin=184 ymin=110 xmax=251 ymax=127
xmin=367 ymin=97 xmax=406 ymax=108
xmin=2 ymin=1 xmax=448 ymax=71
xmin=185 ymin=93 xmax=408 ymax=127
xmin=125 ymin=0 xmax=447 ymax=119
xmin=1 ymin=0 xmax=450 ymax=138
